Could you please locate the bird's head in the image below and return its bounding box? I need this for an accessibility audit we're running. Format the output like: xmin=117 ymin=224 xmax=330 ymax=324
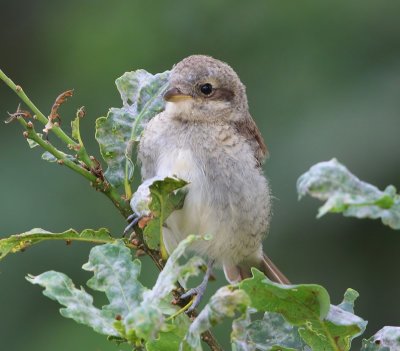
xmin=164 ymin=55 xmax=248 ymax=122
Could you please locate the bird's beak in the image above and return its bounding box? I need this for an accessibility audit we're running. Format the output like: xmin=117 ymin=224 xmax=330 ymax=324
xmin=164 ymin=87 xmax=192 ymax=102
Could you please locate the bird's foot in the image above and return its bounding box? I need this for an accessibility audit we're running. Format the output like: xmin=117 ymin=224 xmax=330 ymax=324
xmin=179 ymin=259 xmax=215 ymax=313
xmin=180 ymin=284 xmax=208 ymax=313
xmin=123 ymin=213 xmax=141 ymax=237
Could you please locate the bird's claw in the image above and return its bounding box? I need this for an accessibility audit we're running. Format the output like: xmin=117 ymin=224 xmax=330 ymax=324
xmin=180 ymin=285 xmax=207 ymax=313
xmin=123 ymin=213 xmax=141 ymax=237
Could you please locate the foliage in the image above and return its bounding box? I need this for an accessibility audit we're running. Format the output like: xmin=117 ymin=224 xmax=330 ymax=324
xmin=297 ymin=159 xmax=400 ymax=229
xmin=1 ymin=67 xmax=400 ymax=350
xmin=361 ymin=327 xmax=400 ymax=351
xmin=0 ymin=228 xmax=115 ymax=260
xmin=95 ymin=70 xmax=170 ymax=196
xmin=132 ymin=176 xmax=188 ymax=250
xmin=27 ymin=236 xmax=201 ymax=349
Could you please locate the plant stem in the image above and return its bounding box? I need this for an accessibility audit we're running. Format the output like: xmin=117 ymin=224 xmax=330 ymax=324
xmin=18 ymin=118 xmax=131 ymax=217
xmin=2 ymin=69 xmax=221 ymax=351
xmin=19 ymin=118 xmax=96 ymax=181
xmin=0 ymin=69 xmax=77 ymax=147
xmin=1 ymin=68 xmax=131 ymax=217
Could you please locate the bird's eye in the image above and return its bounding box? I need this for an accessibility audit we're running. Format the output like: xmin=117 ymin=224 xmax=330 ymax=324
xmin=200 ymin=83 xmax=213 ymax=96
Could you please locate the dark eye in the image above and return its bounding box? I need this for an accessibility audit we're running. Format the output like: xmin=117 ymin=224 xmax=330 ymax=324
xmin=200 ymin=83 xmax=213 ymax=96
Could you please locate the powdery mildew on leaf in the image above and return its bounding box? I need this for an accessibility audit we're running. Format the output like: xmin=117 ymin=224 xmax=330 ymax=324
xmin=0 ymin=228 xmax=113 ymax=260
xmin=297 ymin=158 xmax=400 ymax=229
xmin=27 ymin=237 xmax=201 ymax=349
xmin=182 ymin=286 xmax=250 ymax=351
xmin=239 ymin=269 xmax=366 ymax=351
xmin=27 ymin=271 xmax=119 ymax=336
xmin=361 ymin=326 xmax=400 ymax=351
xmin=95 ymin=70 xmax=169 ymax=188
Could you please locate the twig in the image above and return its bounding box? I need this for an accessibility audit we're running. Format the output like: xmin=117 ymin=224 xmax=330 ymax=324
xmin=17 ymin=116 xmax=131 ymax=217
xmin=1 ymin=69 xmax=222 ymax=351
xmin=0 ymin=69 xmax=77 ymax=147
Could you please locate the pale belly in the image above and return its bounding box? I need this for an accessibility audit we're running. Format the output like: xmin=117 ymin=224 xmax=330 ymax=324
xmin=157 ymin=147 xmax=267 ymax=266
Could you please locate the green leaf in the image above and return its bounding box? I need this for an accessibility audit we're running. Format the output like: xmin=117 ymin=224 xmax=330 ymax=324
xmin=26 ymin=133 xmax=43 ymax=148
xmin=361 ymin=326 xmax=400 ymax=351
xmin=240 ymin=269 xmax=366 ymax=351
xmin=243 ymin=312 xmax=309 ymax=351
xmin=240 ymin=269 xmax=330 ymax=323
xmin=297 ymin=158 xmax=400 ymax=229
xmin=0 ymin=228 xmax=114 ymax=260
xmin=337 ymin=288 xmax=359 ymax=313
xmin=231 ymin=307 xmax=257 ymax=351
xmin=27 ymin=270 xmax=119 ymax=336
xmin=124 ymin=235 xmax=201 ymax=341
xmin=143 ymin=235 xmax=203 ymax=300
xmin=82 ymin=240 xmax=147 ymax=315
xmin=41 ymin=150 xmax=75 ymax=163
xmin=300 ymin=303 xmax=366 ymax=351
xmin=144 ymin=177 xmax=188 ymax=250
xmin=130 ymin=176 xmax=188 ymax=250
xmin=95 ymin=70 xmax=170 ymax=188
xmin=27 ymin=237 xmax=201 ymax=347
xmin=71 ymin=115 xmax=81 ymax=143
xmin=146 ymin=314 xmax=190 ymax=351
xmin=182 ymin=286 xmax=250 ymax=351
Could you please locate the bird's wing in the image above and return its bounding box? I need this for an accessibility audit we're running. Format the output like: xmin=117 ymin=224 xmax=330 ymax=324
xmin=234 ymin=113 xmax=268 ymax=166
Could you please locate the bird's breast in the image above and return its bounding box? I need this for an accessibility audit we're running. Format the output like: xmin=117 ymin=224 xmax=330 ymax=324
xmin=157 ymin=147 xmax=200 ymax=182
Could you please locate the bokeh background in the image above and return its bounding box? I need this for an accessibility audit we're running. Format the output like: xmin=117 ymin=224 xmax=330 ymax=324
xmin=1 ymin=1 xmax=400 ymax=350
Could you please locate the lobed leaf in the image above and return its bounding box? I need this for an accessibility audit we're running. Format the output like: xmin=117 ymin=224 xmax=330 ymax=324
xmin=146 ymin=314 xmax=190 ymax=351
xmin=240 ymin=269 xmax=330 ymax=324
xmin=231 ymin=307 xmax=257 ymax=351
xmin=361 ymin=326 xmax=400 ymax=351
xmin=95 ymin=70 xmax=170 ymax=188
xmin=124 ymin=235 xmax=201 ymax=342
xmin=130 ymin=176 xmax=188 ymax=250
xmin=243 ymin=312 xmax=309 ymax=351
xmin=82 ymin=240 xmax=147 ymax=315
xmin=240 ymin=269 xmax=366 ymax=351
xmin=297 ymin=159 xmax=400 ymax=229
xmin=145 ymin=177 xmax=188 ymax=250
xmin=0 ymin=228 xmax=114 ymax=260
xmin=181 ymin=286 xmax=251 ymax=351
xmin=27 ymin=271 xmax=119 ymax=336
xmin=143 ymin=235 xmax=203 ymax=302
xmin=28 ymin=237 xmax=200 ymax=348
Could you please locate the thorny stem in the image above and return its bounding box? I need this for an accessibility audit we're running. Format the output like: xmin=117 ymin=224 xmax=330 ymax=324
xmin=1 ymin=69 xmax=222 ymax=351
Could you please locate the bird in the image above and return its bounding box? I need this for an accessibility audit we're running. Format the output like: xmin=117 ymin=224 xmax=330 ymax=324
xmin=128 ymin=55 xmax=289 ymax=310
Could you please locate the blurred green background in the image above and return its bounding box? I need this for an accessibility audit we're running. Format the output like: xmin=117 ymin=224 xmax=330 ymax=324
xmin=1 ymin=1 xmax=400 ymax=350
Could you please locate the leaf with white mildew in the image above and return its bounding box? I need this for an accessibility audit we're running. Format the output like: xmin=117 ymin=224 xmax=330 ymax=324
xmin=361 ymin=326 xmax=400 ymax=351
xmin=0 ymin=228 xmax=114 ymax=260
xmin=95 ymin=70 xmax=169 ymax=188
xmin=27 ymin=271 xmax=119 ymax=336
xmin=297 ymin=159 xmax=400 ymax=229
xmin=181 ymin=286 xmax=250 ymax=351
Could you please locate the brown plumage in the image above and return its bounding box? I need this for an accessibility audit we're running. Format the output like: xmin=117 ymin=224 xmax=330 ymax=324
xmin=131 ymin=55 xmax=289 ymax=309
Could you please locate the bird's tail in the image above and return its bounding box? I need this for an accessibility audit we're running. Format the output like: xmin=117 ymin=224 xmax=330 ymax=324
xmin=223 ymin=253 xmax=290 ymax=284
xmin=259 ymin=253 xmax=290 ymax=284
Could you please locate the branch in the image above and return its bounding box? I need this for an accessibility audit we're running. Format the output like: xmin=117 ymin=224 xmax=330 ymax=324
xmin=1 ymin=69 xmax=132 ymax=218
xmin=0 ymin=69 xmax=77 ymax=147
xmin=1 ymin=68 xmax=222 ymax=351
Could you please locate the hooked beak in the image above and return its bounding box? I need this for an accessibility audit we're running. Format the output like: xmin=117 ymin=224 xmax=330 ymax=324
xmin=163 ymin=87 xmax=192 ymax=102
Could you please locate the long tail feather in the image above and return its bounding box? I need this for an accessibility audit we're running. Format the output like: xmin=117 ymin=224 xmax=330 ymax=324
xmin=259 ymin=253 xmax=290 ymax=284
